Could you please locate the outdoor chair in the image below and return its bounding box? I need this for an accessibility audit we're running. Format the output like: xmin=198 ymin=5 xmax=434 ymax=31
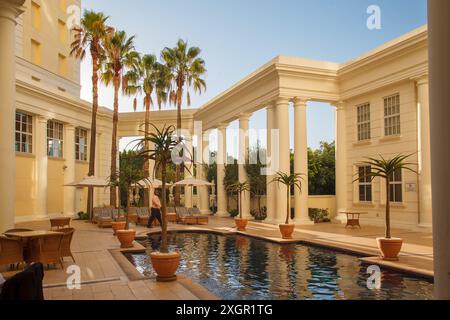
xmin=189 ymin=207 xmax=209 ymax=225
xmin=137 ymin=207 xmax=150 ymax=226
xmin=176 ymin=207 xmax=197 ymax=225
xmin=0 ymin=236 xmax=24 ymax=270
xmin=166 ymin=207 xmax=177 ymax=223
xmin=50 ymin=217 xmax=71 ymax=230
xmin=59 ymin=228 xmax=75 ymax=263
xmin=26 ymin=234 xmax=64 ymax=269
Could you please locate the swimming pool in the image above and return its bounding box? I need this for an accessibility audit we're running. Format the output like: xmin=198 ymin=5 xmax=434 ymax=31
xmin=125 ymin=232 xmax=434 ymax=300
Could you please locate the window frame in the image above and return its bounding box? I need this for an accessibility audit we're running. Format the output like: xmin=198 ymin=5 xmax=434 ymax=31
xmin=356 ymin=102 xmax=371 ymax=142
xmin=75 ymin=127 xmax=88 ymax=161
xmin=15 ymin=111 xmax=33 ymax=154
xmin=47 ymin=120 xmax=64 ymax=159
xmin=384 ymin=93 xmax=401 ymax=137
xmin=389 ymin=168 xmax=403 ymax=203
xmin=358 ymin=165 xmax=373 ymax=203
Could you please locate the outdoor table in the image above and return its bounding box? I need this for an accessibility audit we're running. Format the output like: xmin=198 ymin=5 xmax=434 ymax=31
xmin=340 ymin=212 xmax=368 ymax=228
xmin=50 ymin=217 xmax=71 ymax=230
xmin=4 ymin=230 xmax=63 ymax=239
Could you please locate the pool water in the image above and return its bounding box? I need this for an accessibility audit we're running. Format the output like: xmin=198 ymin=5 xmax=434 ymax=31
xmin=125 ymin=232 xmax=434 ymax=300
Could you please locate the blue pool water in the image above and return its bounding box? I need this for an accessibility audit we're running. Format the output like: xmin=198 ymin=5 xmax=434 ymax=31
xmin=125 ymin=232 xmax=434 ymax=300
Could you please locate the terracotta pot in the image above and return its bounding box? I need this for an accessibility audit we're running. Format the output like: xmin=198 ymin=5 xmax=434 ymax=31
xmin=376 ymin=237 xmax=403 ymax=261
xmin=235 ymin=218 xmax=248 ymax=231
xmin=111 ymin=221 xmax=126 ymax=235
xmin=112 ymin=221 xmax=126 ymax=235
xmin=150 ymin=251 xmax=181 ymax=282
xmin=116 ymin=229 xmax=136 ymax=248
xmin=279 ymin=224 xmax=295 ymax=239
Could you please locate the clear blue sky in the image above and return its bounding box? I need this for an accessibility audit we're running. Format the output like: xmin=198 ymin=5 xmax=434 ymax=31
xmin=80 ymin=0 xmax=427 ymax=152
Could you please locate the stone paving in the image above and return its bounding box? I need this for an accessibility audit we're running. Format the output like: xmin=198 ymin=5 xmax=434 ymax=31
xmin=6 ymin=216 xmax=434 ymax=300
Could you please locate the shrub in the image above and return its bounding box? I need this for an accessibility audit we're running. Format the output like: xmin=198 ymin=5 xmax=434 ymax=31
xmin=77 ymin=211 xmax=89 ymax=220
xmin=308 ymin=208 xmax=330 ymax=223
xmin=229 ymin=209 xmax=239 ymax=218
xmin=251 ymin=207 xmax=267 ymax=221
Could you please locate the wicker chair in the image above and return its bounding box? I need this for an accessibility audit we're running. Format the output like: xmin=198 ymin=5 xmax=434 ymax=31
xmin=176 ymin=207 xmax=197 ymax=225
xmin=137 ymin=207 xmax=150 ymax=226
xmin=0 ymin=236 xmax=24 ymax=270
xmin=60 ymin=228 xmax=75 ymax=263
xmin=166 ymin=207 xmax=177 ymax=223
xmin=27 ymin=234 xmax=64 ymax=269
xmin=50 ymin=218 xmax=71 ymax=230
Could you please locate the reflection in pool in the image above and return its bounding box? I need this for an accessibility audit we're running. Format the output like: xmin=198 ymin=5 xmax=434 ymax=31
xmin=125 ymin=232 xmax=434 ymax=300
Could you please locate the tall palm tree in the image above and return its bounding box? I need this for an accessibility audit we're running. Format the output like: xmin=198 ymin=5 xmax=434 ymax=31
xmin=161 ymin=39 xmax=207 ymax=206
xmin=70 ymin=10 xmax=113 ymax=220
xmin=101 ymin=30 xmax=140 ymax=207
xmin=123 ymin=54 xmax=170 ymax=197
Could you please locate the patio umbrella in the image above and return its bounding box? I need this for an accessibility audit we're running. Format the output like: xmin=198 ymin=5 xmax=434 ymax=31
xmin=64 ymin=177 xmax=108 ymax=221
xmin=64 ymin=176 xmax=108 ymax=187
xmin=173 ymin=178 xmax=213 ymax=186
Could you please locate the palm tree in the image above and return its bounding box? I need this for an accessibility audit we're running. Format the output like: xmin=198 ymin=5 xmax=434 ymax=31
xmin=356 ymin=154 xmax=417 ymax=239
xmin=123 ymin=54 xmax=170 ymax=194
xmin=229 ymin=182 xmax=251 ymax=220
xmin=161 ymin=39 xmax=207 ymax=206
xmin=271 ymin=172 xmax=305 ymax=225
xmin=136 ymin=125 xmax=182 ymax=253
xmin=101 ymin=30 xmax=140 ymax=207
xmin=70 ymin=10 xmax=113 ymax=220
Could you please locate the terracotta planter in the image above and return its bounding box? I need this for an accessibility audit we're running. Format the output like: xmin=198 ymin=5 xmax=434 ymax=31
xmin=279 ymin=224 xmax=295 ymax=239
xmin=116 ymin=229 xmax=136 ymax=248
xmin=111 ymin=221 xmax=126 ymax=235
xmin=377 ymin=237 xmax=403 ymax=261
xmin=235 ymin=218 xmax=248 ymax=231
xmin=150 ymin=251 xmax=181 ymax=282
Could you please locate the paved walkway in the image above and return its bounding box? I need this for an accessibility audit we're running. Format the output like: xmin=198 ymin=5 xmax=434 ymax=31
xmin=6 ymin=216 xmax=433 ymax=300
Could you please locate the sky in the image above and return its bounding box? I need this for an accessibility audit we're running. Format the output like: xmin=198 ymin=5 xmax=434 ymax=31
xmin=79 ymin=0 xmax=428 ymax=153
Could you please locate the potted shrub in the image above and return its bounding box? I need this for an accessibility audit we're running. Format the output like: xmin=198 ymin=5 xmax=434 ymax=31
xmin=271 ymin=172 xmax=305 ymax=239
xmin=137 ymin=125 xmax=185 ymax=281
xmin=230 ymin=182 xmax=251 ymax=231
xmin=357 ymin=154 xmax=417 ymax=261
xmin=108 ymin=152 xmax=144 ymax=247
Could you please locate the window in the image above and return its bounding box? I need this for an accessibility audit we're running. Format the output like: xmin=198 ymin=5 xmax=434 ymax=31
xmin=15 ymin=112 xmax=33 ymax=153
xmin=358 ymin=166 xmax=372 ymax=202
xmin=31 ymin=39 xmax=41 ymax=65
xmin=75 ymin=128 xmax=88 ymax=161
xmin=31 ymin=1 xmax=41 ymax=30
xmin=58 ymin=54 xmax=67 ymax=76
xmin=357 ymin=103 xmax=371 ymax=141
xmin=47 ymin=120 xmax=64 ymax=158
xmin=389 ymin=169 xmax=403 ymax=203
xmin=384 ymin=94 xmax=401 ymax=136
xmin=58 ymin=20 xmax=67 ymax=45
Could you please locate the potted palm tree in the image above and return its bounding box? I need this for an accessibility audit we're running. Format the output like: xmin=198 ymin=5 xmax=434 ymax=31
xmin=230 ymin=182 xmax=251 ymax=231
xmin=107 ymin=152 xmax=144 ymax=248
xmin=271 ymin=172 xmax=305 ymax=239
xmin=357 ymin=154 xmax=417 ymax=261
xmin=136 ymin=125 xmax=184 ymax=281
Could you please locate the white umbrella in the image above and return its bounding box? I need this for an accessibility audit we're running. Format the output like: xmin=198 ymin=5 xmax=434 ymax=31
xmin=64 ymin=176 xmax=108 ymax=187
xmin=174 ymin=178 xmax=213 ymax=186
xmin=132 ymin=177 xmax=172 ymax=188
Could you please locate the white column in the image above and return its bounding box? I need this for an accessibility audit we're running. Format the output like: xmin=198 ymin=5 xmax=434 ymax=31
xmin=216 ymin=123 xmax=228 ymax=217
xmin=275 ymin=98 xmax=291 ymax=224
xmin=0 ymin=0 xmax=25 ymax=232
xmin=266 ymin=104 xmax=277 ymax=224
xmin=293 ymin=98 xmax=312 ymax=225
xmin=239 ymin=113 xmax=252 ymax=219
xmin=184 ymin=138 xmax=193 ymax=208
xmin=416 ymin=77 xmax=432 ymax=228
xmin=334 ymin=102 xmax=348 ymax=223
xmin=64 ymin=125 xmax=76 ymax=217
xmin=198 ymin=132 xmax=210 ymax=214
xmin=35 ymin=116 xmax=48 ymax=219
xmin=428 ymin=0 xmax=450 ymax=300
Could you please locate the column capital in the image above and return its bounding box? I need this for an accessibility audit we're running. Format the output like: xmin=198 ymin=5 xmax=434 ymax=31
xmin=332 ymin=101 xmax=346 ymax=111
xmin=274 ymin=97 xmax=290 ymax=106
xmin=415 ymin=75 xmax=429 ymax=87
xmin=0 ymin=0 xmax=26 ymax=22
xmin=37 ymin=115 xmax=50 ymax=123
xmin=216 ymin=122 xmax=228 ymax=130
xmin=292 ymin=97 xmax=309 ymax=107
xmin=238 ymin=113 xmax=252 ymax=122
xmin=65 ymin=124 xmax=76 ymax=130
